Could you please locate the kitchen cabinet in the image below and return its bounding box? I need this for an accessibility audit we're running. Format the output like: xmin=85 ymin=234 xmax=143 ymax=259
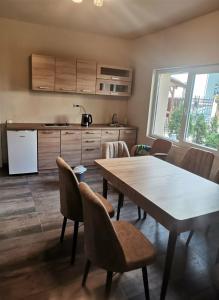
xmin=38 ymin=130 xmax=60 ymax=170
xmin=55 ymin=58 xmax=76 ymax=92
xmin=96 ymin=79 xmax=131 ymax=96
xmin=97 ymin=64 xmax=132 ymax=82
xmin=76 ymin=59 xmax=97 ymax=94
xmin=31 ymin=54 xmax=55 ymax=91
xmin=81 ymin=130 xmax=101 ymax=165
xmin=101 ymin=130 xmax=119 ymax=143
xmin=61 ymin=130 xmax=81 ymax=166
xmin=119 ymin=129 xmax=137 ymax=151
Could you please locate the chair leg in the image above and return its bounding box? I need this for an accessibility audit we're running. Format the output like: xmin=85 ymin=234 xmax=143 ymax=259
xmin=71 ymin=221 xmax=79 ymax=265
xmin=103 ymin=178 xmax=108 ymax=198
xmin=137 ymin=206 xmax=141 ymax=219
xmin=205 ymin=225 xmax=211 ymax=235
xmin=82 ymin=259 xmax=91 ymax=286
xmin=186 ymin=230 xmax=194 ymax=246
xmin=143 ymin=212 xmax=147 ymax=220
xmin=117 ymin=193 xmax=124 ymax=220
xmin=142 ymin=266 xmax=150 ymax=300
xmin=60 ymin=217 xmax=67 ymax=243
xmin=105 ymin=271 xmax=113 ymax=299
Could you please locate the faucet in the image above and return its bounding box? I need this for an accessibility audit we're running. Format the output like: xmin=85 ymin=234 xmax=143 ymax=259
xmin=112 ymin=113 xmax=118 ymax=124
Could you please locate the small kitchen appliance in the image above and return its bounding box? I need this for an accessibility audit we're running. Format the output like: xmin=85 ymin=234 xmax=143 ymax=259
xmin=81 ymin=113 xmax=92 ymax=127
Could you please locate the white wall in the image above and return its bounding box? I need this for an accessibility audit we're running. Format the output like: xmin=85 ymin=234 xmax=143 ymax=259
xmin=128 ymin=10 xmax=219 ymax=143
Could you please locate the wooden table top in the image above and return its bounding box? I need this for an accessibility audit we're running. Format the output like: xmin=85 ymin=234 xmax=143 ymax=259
xmin=95 ymin=156 xmax=219 ymax=232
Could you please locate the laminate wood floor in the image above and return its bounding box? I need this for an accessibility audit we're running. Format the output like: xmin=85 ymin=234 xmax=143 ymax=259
xmin=1 ymin=167 xmax=219 ymax=300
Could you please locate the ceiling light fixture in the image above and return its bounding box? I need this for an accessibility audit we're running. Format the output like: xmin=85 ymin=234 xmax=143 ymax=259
xmin=72 ymin=0 xmax=104 ymax=7
xmin=72 ymin=0 xmax=83 ymax=3
xmin=94 ymin=0 xmax=104 ymax=7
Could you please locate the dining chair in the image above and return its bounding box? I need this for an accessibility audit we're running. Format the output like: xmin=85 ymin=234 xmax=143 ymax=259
xmin=79 ymin=182 xmax=156 ymax=299
xmin=102 ymin=141 xmax=142 ymax=220
xmin=131 ymin=138 xmax=172 ymax=160
xmin=56 ymin=156 xmax=114 ymax=264
xmin=180 ymin=148 xmax=214 ymax=246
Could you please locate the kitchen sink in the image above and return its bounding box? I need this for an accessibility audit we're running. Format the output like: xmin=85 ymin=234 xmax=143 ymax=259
xmin=43 ymin=123 xmax=70 ymax=127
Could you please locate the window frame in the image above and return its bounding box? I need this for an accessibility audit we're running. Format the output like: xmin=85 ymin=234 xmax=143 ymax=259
xmin=148 ymin=64 xmax=219 ymax=154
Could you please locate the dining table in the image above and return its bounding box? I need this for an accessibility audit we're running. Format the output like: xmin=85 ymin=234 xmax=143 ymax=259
xmin=95 ymin=155 xmax=219 ymax=300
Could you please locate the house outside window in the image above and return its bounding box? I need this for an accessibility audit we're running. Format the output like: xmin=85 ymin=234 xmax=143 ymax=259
xmin=149 ymin=65 xmax=219 ymax=151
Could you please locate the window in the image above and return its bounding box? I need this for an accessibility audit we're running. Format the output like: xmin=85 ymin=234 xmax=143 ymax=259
xmin=150 ymin=65 xmax=219 ymax=151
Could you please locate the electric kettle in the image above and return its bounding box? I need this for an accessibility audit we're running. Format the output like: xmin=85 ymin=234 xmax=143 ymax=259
xmin=81 ymin=114 xmax=92 ymax=127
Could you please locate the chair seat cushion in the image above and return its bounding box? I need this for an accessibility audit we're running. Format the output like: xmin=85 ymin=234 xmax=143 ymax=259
xmin=113 ymin=221 xmax=156 ymax=271
xmin=95 ymin=192 xmax=115 ymax=218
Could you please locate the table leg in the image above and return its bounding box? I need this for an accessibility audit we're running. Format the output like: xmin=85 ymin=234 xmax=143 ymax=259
xmin=160 ymin=230 xmax=178 ymax=300
xmin=103 ymin=178 xmax=108 ymax=198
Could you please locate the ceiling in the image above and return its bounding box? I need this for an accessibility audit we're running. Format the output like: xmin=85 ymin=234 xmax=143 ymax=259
xmin=0 ymin=0 xmax=218 ymax=39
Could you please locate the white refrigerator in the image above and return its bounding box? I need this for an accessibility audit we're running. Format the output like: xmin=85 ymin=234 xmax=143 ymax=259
xmin=7 ymin=130 xmax=38 ymax=174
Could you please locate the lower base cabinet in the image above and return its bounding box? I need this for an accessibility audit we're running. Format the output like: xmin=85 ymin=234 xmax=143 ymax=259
xmin=37 ymin=128 xmax=137 ymax=171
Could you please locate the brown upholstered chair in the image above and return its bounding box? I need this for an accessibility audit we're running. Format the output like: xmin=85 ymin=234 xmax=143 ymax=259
xmin=181 ymin=148 xmax=214 ymax=246
xmin=102 ymin=141 xmax=142 ymax=220
xmin=181 ymin=147 xmax=214 ymax=179
xmin=131 ymin=138 xmax=172 ymax=160
xmin=79 ymin=182 xmax=156 ymax=299
xmin=56 ymin=157 xmax=114 ymax=264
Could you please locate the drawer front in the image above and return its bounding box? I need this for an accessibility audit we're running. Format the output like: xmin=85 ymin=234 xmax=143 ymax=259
xmin=38 ymin=130 xmax=60 ymax=154
xmin=61 ymin=152 xmax=81 ymax=167
xmin=82 ymin=130 xmax=101 ymax=140
xmin=101 ymin=130 xmax=119 ymax=143
xmin=82 ymin=139 xmax=100 ymax=148
xmin=82 ymin=148 xmax=101 ymax=165
xmin=61 ymin=130 xmax=81 ymax=152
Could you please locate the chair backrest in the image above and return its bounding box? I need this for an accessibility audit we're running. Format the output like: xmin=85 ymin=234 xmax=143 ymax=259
xmin=180 ymin=147 xmax=214 ymax=179
xmin=79 ymin=182 xmax=126 ymax=271
xmin=56 ymin=157 xmax=83 ymax=221
xmin=102 ymin=141 xmax=130 ymax=159
xmin=150 ymin=138 xmax=172 ymax=155
xmin=214 ymin=170 xmax=219 ymax=184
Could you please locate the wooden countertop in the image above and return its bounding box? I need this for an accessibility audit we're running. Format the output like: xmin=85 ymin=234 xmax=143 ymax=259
xmin=6 ymin=123 xmax=137 ymax=131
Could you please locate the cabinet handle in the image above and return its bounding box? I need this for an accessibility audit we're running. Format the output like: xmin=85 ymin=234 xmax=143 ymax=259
xmin=112 ymin=76 xmax=120 ymax=80
xmin=65 ymin=132 xmax=75 ymax=135
xmin=40 ymin=131 xmax=54 ymax=134
xmin=19 ymin=136 xmax=25 ymax=138
xmin=105 ymin=131 xmax=113 ymax=134
xmin=85 ymin=132 xmax=95 ymax=134
xmin=85 ymin=140 xmax=95 ymax=143
xmin=38 ymin=86 xmax=49 ymax=89
xmin=80 ymin=89 xmax=91 ymax=93
xmin=85 ymin=148 xmax=96 ymax=151
xmin=59 ymin=88 xmax=73 ymax=91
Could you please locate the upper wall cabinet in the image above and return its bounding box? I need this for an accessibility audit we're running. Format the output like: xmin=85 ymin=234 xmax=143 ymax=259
xmin=31 ymin=54 xmax=55 ymax=91
xmin=55 ymin=58 xmax=76 ymax=93
xmin=31 ymin=54 xmax=133 ymax=97
xmin=76 ymin=60 xmax=97 ymax=94
xmin=97 ymin=64 xmax=132 ymax=82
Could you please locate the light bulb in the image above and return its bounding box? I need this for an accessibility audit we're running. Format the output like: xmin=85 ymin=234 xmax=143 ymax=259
xmin=72 ymin=0 xmax=83 ymax=3
xmin=94 ymin=0 xmax=104 ymax=7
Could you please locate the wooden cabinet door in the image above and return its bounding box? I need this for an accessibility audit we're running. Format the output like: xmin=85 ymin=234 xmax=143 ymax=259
xmin=31 ymin=54 xmax=55 ymax=91
xmin=97 ymin=64 xmax=132 ymax=82
xmin=76 ymin=60 xmax=97 ymax=94
xmin=55 ymin=58 xmax=76 ymax=93
xmin=38 ymin=130 xmax=60 ymax=170
xmin=119 ymin=129 xmax=137 ymax=151
xmin=61 ymin=130 xmax=81 ymax=166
